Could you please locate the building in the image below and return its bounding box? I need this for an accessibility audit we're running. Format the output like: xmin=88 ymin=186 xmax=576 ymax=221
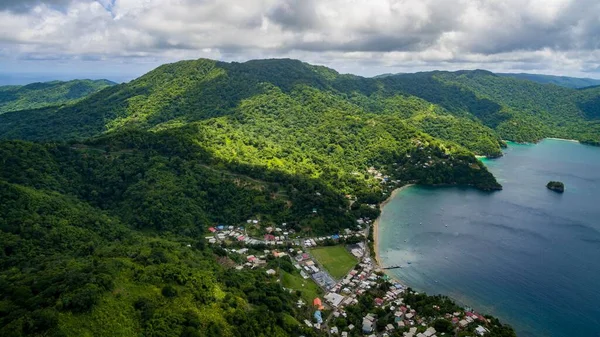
xmin=476 ymin=325 xmax=488 ymax=336
xmin=266 ymin=269 xmax=276 ymax=275
xmin=362 ymin=314 xmax=376 ymax=334
xmin=325 ymin=292 xmax=345 ymax=307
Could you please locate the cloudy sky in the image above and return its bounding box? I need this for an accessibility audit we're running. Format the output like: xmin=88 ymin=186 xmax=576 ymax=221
xmin=0 ymin=0 xmax=599 ymax=83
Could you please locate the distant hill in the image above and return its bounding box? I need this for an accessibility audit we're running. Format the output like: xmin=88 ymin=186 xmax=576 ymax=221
xmin=498 ymin=73 xmax=600 ymax=89
xmin=0 ymin=79 xmax=115 ymax=114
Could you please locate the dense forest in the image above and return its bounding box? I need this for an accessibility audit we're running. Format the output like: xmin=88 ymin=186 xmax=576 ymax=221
xmin=0 ymin=58 xmax=592 ymax=336
xmin=0 ymin=59 xmax=598 ymax=147
xmin=0 ymin=79 xmax=115 ymax=114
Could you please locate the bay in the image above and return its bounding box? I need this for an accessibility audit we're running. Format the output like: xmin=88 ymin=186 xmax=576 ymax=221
xmin=378 ymin=139 xmax=600 ymax=337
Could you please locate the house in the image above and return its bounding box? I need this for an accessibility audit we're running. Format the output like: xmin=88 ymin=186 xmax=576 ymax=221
xmin=266 ymin=269 xmax=276 ymax=275
xmin=386 ymin=324 xmax=395 ymax=331
xmin=424 ymin=327 xmax=436 ymax=337
xmin=476 ymin=325 xmax=488 ymax=336
xmin=362 ymin=320 xmax=373 ymax=334
xmin=330 ymin=326 xmax=338 ymax=334
xmin=208 ymin=227 xmax=217 ymax=233
xmin=264 ymin=234 xmax=276 ymax=241
xmin=374 ymin=298 xmax=384 ymax=306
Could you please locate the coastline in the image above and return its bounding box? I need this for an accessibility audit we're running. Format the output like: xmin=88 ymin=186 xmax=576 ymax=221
xmin=545 ymin=137 xmax=579 ymax=143
xmin=373 ymin=184 xmax=414 ymax=280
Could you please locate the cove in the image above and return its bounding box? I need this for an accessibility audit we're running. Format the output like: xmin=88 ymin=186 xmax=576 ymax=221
xmin=377 ymin=139 xmax=600 ymax=337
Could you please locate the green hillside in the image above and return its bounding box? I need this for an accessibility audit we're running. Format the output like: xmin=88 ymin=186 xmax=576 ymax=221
xmin=0 ymin=79 xmax=115 ymax=114
xmin=381 ymin=70 xmax=600 ymax=143
xmin=498 ymin=73 xmax=600 ymax=89
xmin=0 ymin=59 xmax=597 ymax=147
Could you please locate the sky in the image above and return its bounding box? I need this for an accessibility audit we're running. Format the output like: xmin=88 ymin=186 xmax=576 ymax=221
xmin=0 ymin=0 xmax=599 ymax=84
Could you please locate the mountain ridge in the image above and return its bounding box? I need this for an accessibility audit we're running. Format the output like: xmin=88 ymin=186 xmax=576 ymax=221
xmin=0 ymin=79 xmax=116 ymax=114
xmin=2 ymin=58 xmax=598 ymax=148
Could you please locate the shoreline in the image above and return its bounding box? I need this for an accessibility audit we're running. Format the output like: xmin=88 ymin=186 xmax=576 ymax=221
xmin=545 ymin=137 xmax=579 ymax=143
xmin=373 ymin=184 xmax=414 ymax=284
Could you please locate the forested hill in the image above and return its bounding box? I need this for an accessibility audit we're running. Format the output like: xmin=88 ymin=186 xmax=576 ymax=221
xmin=379 ymin=70 xmax=600 ymax=143
xmin=498 ymin=73 xmax=600 ymax=89
xmin=0 ymin=58 xmax=598 ymax=147
xmin=0 ymin=79 xmax=115 ymax=114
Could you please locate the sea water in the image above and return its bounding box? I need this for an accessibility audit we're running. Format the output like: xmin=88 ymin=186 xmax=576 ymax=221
xmin=378 ymin=139 xmax=600 ymax=337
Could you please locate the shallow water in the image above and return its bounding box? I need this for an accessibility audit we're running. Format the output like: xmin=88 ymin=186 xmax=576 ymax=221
xmin=378 ymin=139 xmax=600 ymax=337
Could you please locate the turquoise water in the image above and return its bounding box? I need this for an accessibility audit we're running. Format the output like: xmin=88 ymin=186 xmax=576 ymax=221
xmin=378 ymin=139 xmax=600 ymax=337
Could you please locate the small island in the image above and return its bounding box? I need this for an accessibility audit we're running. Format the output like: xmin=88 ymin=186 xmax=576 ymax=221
xmin=547 ymin=181 xmax=565 ymax=193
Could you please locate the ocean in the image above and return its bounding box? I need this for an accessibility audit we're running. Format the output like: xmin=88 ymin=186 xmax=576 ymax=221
xmin=377 ymin=139 xmax=600 ymax=337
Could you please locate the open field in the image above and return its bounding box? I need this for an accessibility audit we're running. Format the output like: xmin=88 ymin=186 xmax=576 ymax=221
xmin=310 ymin=246 xmax=358 ymax=279
xmin=281 ymin=271 xmax=322 ymax=303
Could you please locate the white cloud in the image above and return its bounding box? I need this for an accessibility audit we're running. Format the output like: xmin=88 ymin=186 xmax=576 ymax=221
xmin=0 ymin=0 xmax=599 ymax=78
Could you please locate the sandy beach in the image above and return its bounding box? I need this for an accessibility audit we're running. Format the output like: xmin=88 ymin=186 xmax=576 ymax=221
xmin=545 ymin=137 xmax=580 ymax=143
xmin=373 ymin=184 xmax=414 ymax=269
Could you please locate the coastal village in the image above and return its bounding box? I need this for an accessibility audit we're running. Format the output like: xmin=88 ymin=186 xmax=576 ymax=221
xmin=205 ymin=214 xmax=501 ymax=337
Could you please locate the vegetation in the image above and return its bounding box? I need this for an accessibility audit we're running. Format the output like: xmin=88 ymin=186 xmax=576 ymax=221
xmin=547 ymin=181 xmax=565 ymax=193
xmin=0 ymin=79 xmax=115 ymax=114
xmin=309 ymin=246 xmax=358 ymax=279
xmin=0 ymin=139 xmax=327 ymax=337
xmin=498 ymin=73 xmax=600 ymax=89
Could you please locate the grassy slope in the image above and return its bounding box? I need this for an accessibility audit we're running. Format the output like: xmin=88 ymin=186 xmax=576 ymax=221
xmin=281 ymin=271 xmax=323 ymax=304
